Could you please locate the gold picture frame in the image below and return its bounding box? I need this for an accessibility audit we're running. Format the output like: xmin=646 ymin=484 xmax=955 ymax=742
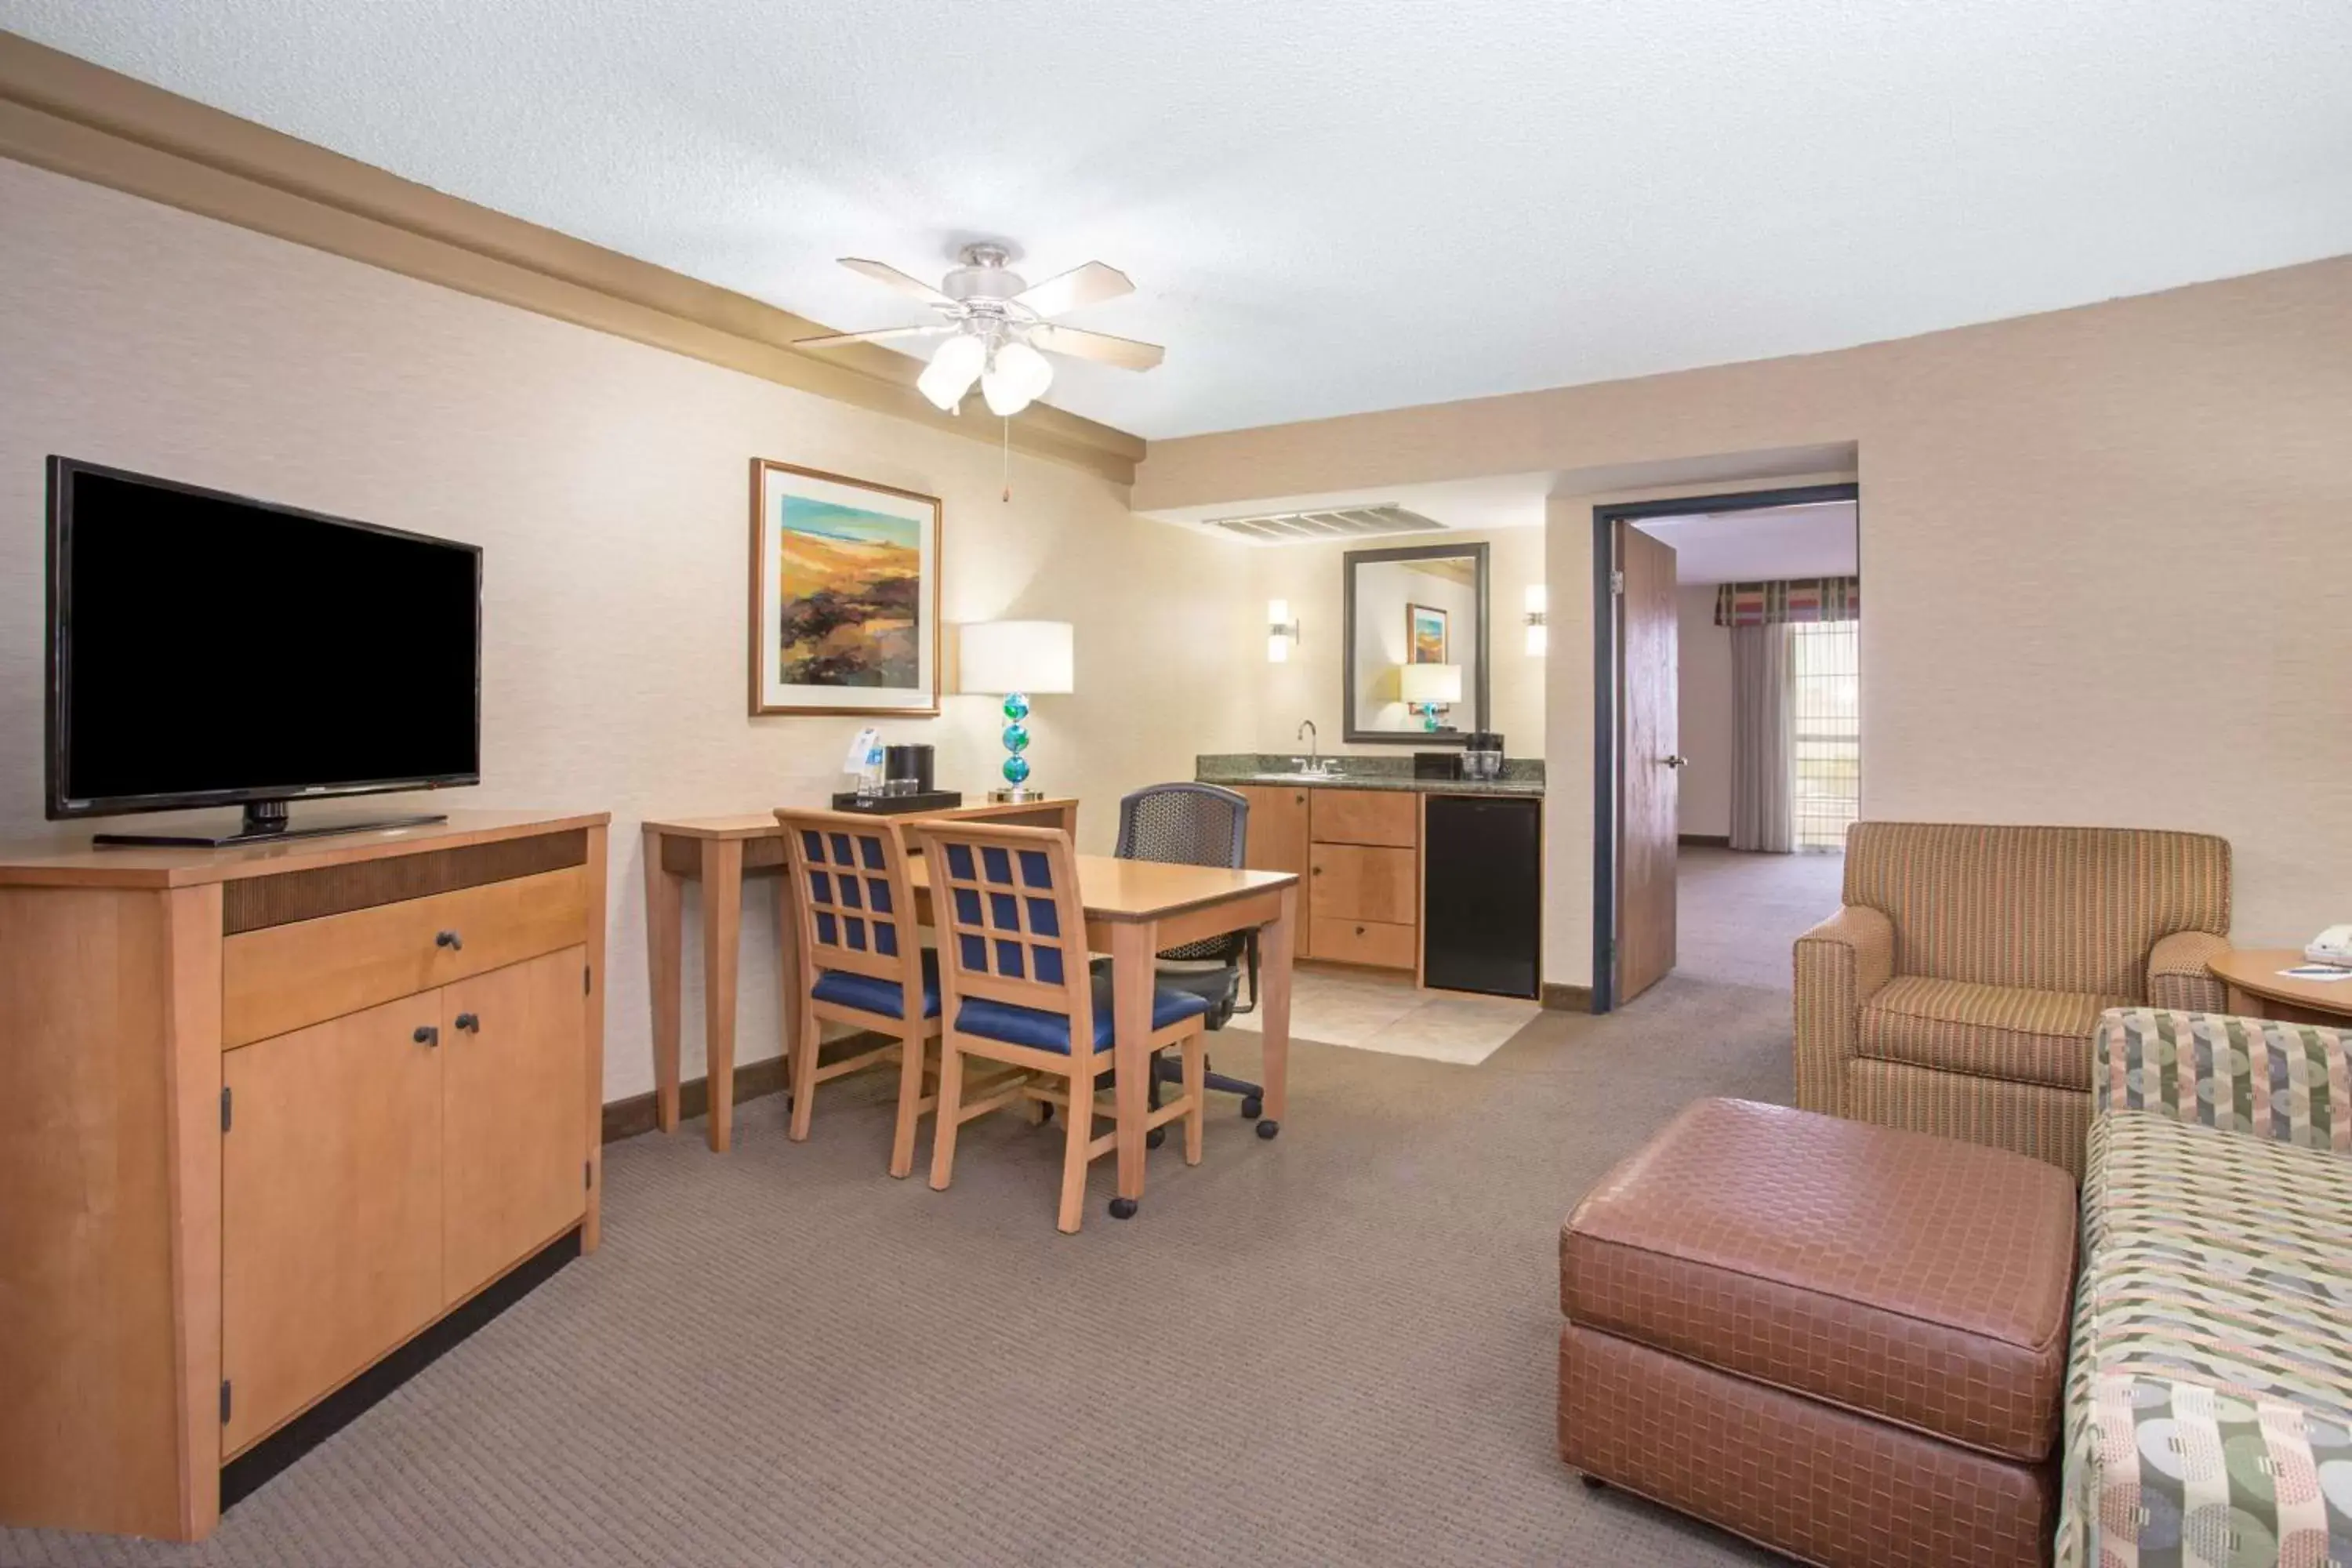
xmin=749 ymin=459 xmax=942 ymax=717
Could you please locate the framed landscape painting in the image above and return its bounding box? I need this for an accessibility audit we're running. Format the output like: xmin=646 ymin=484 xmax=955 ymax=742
xmin=1407 ymin=602 xmax=1450 ymax=664
xmin=750 ymin=459 xmax=942 ymax=715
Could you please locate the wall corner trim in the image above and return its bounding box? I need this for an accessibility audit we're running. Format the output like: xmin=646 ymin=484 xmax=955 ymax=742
xmin=0 ymin=30 xmax=1145 ymax=485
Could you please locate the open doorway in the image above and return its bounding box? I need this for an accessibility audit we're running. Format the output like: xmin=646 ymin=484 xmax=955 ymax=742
xmin=1590 ymin=484 xmax=1860 ymax=1011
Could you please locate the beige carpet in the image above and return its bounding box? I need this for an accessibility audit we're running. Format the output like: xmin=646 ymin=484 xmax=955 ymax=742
xmin=5 ymin=857 xmax=1825 ymax=1568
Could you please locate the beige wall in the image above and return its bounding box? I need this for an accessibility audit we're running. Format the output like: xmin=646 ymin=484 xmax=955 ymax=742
xmin=1241 ymin=526 xmax=1546 ymax=757
xmin=0 ymin=158 xmax=1255 ymax=1100
xmin=1141 ymin=256 xmax=2352 ymax=986
xmin=1675 ymin=585 xmax=1733 ymax=840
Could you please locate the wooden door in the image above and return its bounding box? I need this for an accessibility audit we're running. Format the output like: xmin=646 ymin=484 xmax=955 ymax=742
xmin=441 ymin=946 xmax=588 ymax=1302
xmin=221 ymin=993 xmax=445 ymax=1455
xmin=1617 ymin=524 xmax=1680 ymax=1005
xmin=1236 ymin=786 xmax=1311 ymax=958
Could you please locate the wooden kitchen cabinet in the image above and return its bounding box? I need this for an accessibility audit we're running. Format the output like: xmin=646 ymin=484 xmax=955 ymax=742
xmin=1236 ymin=785 xmax=1310 ymax=877
xmin=1236 ymin=785 xmax=1313 ymax=959
xmin=1304 ymin=788 xmax=1421 ymax=975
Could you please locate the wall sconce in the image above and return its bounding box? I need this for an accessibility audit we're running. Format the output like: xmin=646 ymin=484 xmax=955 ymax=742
xmin=1523 ymin=583 xmax=1548 ymax=657
xmin=1267 ymin=599 xmax=1301 ymax=663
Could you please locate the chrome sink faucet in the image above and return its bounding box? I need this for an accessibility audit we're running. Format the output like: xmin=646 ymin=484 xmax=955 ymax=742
xmin=1295 ymin=719 xmax=1321 ymax=775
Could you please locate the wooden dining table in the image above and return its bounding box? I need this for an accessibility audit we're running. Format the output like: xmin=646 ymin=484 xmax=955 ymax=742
xmin=906 ymin=850 xmax=1300 ymax=1207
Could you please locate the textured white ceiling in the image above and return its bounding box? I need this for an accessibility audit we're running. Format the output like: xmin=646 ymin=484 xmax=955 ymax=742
xmin=8 ymin=1 xmax=2349 ymax=440
xmin=1637 ymin=503 xmax=1859 ymax=585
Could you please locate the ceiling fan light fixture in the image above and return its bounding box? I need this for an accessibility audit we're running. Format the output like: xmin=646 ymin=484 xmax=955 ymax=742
xmin=917 ymin=332 xmax=987 ymax=411
xmin=981 ymin=339 xmax=1054 ymax=416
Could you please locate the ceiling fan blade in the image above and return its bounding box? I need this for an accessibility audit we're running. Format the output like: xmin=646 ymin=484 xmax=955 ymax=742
xmin=794 ymin=325 xmax=952 ymax=348
xmin=1013 ymin=261 xmax=1134 ymax=318
xmin=838 ymin=257 xmax=953 ymax=306
xmin=1030 ymin=323 xmax=1164 ymax=371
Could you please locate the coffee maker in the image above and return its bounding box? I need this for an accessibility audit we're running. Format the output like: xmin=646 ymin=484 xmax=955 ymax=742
xmin=1463 ymin=731 xmax=1505 ymax=781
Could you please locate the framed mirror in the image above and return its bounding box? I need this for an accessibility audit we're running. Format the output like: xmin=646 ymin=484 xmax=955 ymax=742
xmin=1342 ymin=542 xmax=1491 ymax=743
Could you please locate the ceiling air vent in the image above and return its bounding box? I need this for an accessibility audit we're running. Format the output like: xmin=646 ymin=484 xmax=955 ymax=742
xmin=1203 ymin=504 xmax=1447 ymax=543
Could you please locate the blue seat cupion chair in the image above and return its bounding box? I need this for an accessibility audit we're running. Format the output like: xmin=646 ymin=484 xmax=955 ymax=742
xmin=913 ymin=820 xmax=1209 ymax=1232
xmin=775 ymin=809 xmax=942 ymax=1178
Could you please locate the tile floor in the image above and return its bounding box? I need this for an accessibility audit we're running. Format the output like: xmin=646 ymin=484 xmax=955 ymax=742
xmin=1223 ymin=964 xmax=1541 ymax=1065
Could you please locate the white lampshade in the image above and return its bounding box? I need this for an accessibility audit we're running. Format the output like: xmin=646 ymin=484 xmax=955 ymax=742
xmin=982 ymin=339 xmax=1054 ymax=416
xmin=1399 ymin=662 xmax=1461 ymax=705
xmin=958 ymin=620 xmax=1074 ymax=695
xmin=917 ymin=333 xmax=987 ymax=412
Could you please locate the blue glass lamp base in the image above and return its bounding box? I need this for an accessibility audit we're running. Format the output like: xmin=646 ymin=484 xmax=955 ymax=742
xmin=991 ymin=694 xmax=1040 ymax=800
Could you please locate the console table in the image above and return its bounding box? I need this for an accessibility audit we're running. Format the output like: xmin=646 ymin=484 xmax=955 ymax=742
xmin=641 ymin=797 xmax=1076 ymax=1150
xmin=0 ymin=811 xmax=610 ymax=1542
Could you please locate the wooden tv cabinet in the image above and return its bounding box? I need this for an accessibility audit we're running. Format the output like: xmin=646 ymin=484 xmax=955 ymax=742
xmin=0 ymin=810 xmax=609 ymax=1542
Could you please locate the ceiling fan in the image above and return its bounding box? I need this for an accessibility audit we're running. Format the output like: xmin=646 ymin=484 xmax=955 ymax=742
xmin=794 ymin=243 xmax=1164 ymax=417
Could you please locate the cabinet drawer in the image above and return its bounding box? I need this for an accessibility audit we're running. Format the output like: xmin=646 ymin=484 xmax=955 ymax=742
xmin=1308 ymin=788 xmax=1418 ymax=848
xmin=223 ymin=866 xmax=589 ymax=1047
xmin=1309 ymin=917 xmax=1417 ymax=971
xmin=1310 ymin=843 xmax=1417 ymax=925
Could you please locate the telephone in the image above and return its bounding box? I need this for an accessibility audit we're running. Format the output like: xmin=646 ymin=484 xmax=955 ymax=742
xmin=2307 ymin=926 xmax=2352 ymax=969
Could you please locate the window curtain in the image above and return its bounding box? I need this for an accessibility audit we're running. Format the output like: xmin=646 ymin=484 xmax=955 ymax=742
xmin=1715 ymin=577 xmax=1859 ymax=627
xmin=1729 ymin=624 xmax=1795 ymax=853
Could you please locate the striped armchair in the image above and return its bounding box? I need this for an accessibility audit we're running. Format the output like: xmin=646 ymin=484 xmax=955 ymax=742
xmin=1794 ymin=822 xmax=2231 ymax=1176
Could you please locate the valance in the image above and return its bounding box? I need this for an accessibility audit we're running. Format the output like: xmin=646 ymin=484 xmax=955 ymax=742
xmin=1714 ymin=577 xmax=1859 ymax=627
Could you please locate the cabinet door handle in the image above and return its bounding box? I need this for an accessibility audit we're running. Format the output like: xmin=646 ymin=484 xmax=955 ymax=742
xmin=1354 ymin=925 xmax=1366 ymax=935
xmin=435 ymin=929 xmax=464 ymax=952
xmin=413 ymin=1025 xmax=440 ymax=1047
xmin=454 ymin=1012 xmax=480 ymax=1033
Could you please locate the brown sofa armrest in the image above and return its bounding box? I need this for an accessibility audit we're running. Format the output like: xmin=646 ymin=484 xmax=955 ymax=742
xmin=1794 ymin=906 xmax=1896 ymax=1118
xmin=2146 ymin=931 xmax=2230 ymax=1014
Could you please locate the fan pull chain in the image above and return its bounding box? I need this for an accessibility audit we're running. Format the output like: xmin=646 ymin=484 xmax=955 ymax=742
xmin=1001 ymin=415 xmax=1012 ymax=503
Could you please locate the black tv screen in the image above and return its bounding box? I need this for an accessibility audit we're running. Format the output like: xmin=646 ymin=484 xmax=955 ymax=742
xmin=46 ymin=459 xmax=481 ymax=819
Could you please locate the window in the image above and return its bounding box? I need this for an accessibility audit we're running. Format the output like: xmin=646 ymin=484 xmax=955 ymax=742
xmin=1789 ymin=622 xmax=1859 ymax=850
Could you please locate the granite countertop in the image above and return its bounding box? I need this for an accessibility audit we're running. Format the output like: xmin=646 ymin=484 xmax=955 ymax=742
xmin=1195 ymin=753 xmax=1544 ymax=797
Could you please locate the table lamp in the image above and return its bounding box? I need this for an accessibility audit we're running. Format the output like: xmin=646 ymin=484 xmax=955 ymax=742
xmin=1399 ymin=662 xmax=1461 ymax=732
xmin=957 ymin=620 xmax=1075 ymax=801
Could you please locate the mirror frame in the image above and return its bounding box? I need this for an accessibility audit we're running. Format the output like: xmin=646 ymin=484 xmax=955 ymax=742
xmin=1340 ymin=541 xmax=1492 ymax=745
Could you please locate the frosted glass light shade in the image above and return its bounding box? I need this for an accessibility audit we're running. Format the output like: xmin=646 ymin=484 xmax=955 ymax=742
xmin=1523 ymin=583 xmax=1548 ymax=657
xmin=958 ymin=620 xmax=1074 ymax=695
xmin=982 ymin=339 xmax=1054 ymax=416
xmin=1399 ymin=662 xmax=1462 ymax=704
xmin=917 ymin=333 xmax=987 ymax=411
xmin=1267 ymin=598 xmax=1294 ymax=662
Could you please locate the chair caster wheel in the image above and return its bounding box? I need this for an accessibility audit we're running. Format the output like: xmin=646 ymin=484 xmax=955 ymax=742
xmin=1240 ymin=1095 xmax=1263 ymax=1119
xmin=1579 ymin=1474 xmax=1608 ymax=1491
xmin=1036 ymin=1105 xmax=1051 ymax=1124
xmin=1256 ymin=1120 xmax=1279 ymax=1139
xmin=1146 ymin=1127 xmax=1166 ymax=1149
xmin=1109 ymin=1196 xmax=1138 ymax=1220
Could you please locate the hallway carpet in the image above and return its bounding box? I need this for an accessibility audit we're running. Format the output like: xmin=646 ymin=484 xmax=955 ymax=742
xmin=5 ymin=866 xmax=1818 ymax=1568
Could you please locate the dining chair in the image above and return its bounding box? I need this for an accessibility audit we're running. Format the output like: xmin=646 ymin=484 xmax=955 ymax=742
xmin=913 ymin=820 xmax=1210 ymax=1232
xmin=775 ymin=808 xmax=940 ymax=1178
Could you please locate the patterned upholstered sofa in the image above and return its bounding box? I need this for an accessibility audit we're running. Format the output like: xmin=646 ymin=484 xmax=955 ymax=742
xmin=2059 ymin=1008 xmax=2352 ymax=1566
xmin=1795 ymin=822 xmax=2233 ymax=1176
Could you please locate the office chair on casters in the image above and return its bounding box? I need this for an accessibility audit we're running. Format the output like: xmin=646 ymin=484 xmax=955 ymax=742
xmin=1113 ymin=782 xmax=1275 ymax=1142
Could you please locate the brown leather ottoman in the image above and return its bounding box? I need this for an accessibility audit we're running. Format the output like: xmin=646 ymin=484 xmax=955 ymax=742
xmin=1559 ymin=1098 xmax=2076 ymax=1568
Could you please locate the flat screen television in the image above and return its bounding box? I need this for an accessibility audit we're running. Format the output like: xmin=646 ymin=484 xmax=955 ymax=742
xmin=46 ymin=457 xmax=482 ymax=846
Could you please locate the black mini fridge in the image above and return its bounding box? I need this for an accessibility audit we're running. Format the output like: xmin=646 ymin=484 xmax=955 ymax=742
xmin=1421 ymin=794 xmax=1541 ymax=998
